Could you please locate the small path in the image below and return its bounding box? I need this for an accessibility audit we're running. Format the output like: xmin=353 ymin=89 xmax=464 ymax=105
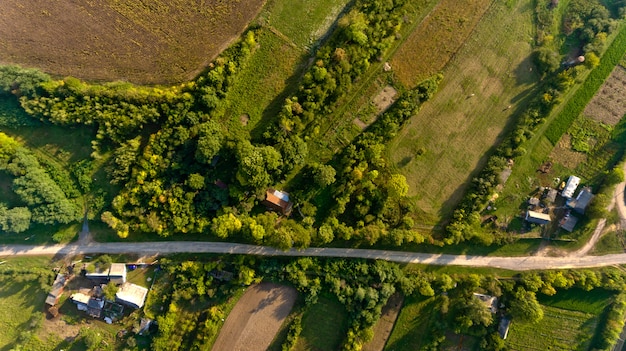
xmin=573 ymin=161 xmax=626 ymax=257
xmin=77 ymin=212 xmax=93 ymax=245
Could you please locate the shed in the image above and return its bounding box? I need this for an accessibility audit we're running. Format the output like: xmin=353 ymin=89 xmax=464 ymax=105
xmin=116 ymin=282 xmax=149 ymax=309
xmin=528 ymin=197 xmax=540 ymax=206
xmin=45 ymin=273 xmax=67 ymax=306
xmin=262 ymin=189 xmax=293 ymax=216
xmin=562 ymin=176 xmax=580 ymax=199
xmin=560 ymin=215 xmax=578 ymax=232
xmin=525 ymin=210 xmax=551 ymax=225
xmin=108 ymin=263 xmax=127 ymax=284
xmin=85 ymin=263 xmax=127 ymax=284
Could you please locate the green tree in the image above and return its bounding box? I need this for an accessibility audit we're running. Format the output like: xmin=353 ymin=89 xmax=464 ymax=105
xmin=388 ymin=174 xmax=409 ymax=198
xmin=313 ymin=164 xmax=337 ymax=187
xmin=509 ymin=287 xmax=543 ymax=323
xmin=211 ymin=213 xmax=242 ymax=239
xmin=103 ymin=281 xmax=118 ymax=301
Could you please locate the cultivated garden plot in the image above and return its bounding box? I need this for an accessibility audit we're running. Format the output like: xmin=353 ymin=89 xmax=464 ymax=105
xmin=506 ymin=306 xmax=597 ymax=351
xmin=212 ymin=283 xmax=297 ymax=351
xmin=583 ymin=65 xmax=626 ymax=126
xmin=0 ymin=0 xmax=265 ymax=84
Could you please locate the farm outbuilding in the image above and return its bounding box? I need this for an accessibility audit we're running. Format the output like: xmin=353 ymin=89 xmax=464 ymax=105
xmin=45 ymin=273 xmax=67 ymax=306
xmin=499 ymin=318 xmax=511 ymax=339
xmin=560 ymin=215 xmax=578 ymax=232
xmin=525 ymin=210 xmax=551 ymax=225
xmin=568 ymin=187 xmax=593 ymax=214
xmin=562 ymin=176 xmax=580 ymax=199
xmin=85 ymin=263 xmax=127 ymax=284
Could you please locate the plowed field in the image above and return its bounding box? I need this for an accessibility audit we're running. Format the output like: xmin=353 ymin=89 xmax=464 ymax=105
xmin=0 ymin=0 xmax=265 ymax=84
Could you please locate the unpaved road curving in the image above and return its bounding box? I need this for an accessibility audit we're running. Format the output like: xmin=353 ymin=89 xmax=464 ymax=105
xmin=212 ymin=283 xmax=297 ymax=351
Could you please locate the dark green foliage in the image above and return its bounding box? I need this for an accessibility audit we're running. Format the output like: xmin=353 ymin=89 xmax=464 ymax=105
xmin=0 ymin=204 xmax=32 ymax=233
xmin=281 ymin=314 xmax=302 ymax=351
xmin=0 ymin=133 xmax=81 ymax=229
xmin=0 ymin=65 xmax=51 ymax=97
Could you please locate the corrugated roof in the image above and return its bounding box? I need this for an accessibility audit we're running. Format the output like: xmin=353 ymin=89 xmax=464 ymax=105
xmin=116 ymin=282 xmax=148 ymax=309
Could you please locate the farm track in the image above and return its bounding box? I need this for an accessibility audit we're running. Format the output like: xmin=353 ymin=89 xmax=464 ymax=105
xmin=3 ymin=239 xmax=626 ymax=271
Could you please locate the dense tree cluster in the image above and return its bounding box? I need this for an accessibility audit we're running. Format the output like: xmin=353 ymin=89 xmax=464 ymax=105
xmin=0 ymin=132 xmax=81 ymax=232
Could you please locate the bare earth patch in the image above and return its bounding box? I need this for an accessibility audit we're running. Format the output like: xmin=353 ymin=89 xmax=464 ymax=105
xmin=372 ymin=85 xmax=398 ymax=114
xmin=363 ymin=293 xmax=404 ymax=351
xmin=583 ymin=66 xmax=626 ymax=125
xmin=0 ymin=0 xmax=265 ymax=84
xmin=212 ymin=282 xmax=297 ymax=351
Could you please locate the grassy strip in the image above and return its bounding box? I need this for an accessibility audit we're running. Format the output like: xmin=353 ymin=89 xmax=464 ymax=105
xmin=294 ymin=295 xmax=349 ymax=351
xmin=506 ymin=305 xmax=597 ymax=350
xmin=545 ymin=23 xmax=626 ymax=144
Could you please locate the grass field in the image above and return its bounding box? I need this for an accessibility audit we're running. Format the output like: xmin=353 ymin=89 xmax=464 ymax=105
xmin=294 ymin=295 xmax=349 ymax=351
xmin=537 ymin=288 xmax=613 ymax=315
xmin=222 ymin=0 xmax=351 ymax=139
xmin=388 ymin=0 xmax=539 ymax=223
xmin=506 ymin=305 xmax=598 ymax=351
xmin=0 ymin=257 xmax=53 ymax=349
xmin=384 ymin=295 xmax=439 ymax=351
xmin=263 ymin=0 xmax=350 ymax=48
xmin=0 ymin=0 xmax=265 ymax=84
xmin=391 ymin=0 xmax=495 ymax=88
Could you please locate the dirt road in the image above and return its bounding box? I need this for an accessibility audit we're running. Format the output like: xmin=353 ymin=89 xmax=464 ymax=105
xmin=5 ymin=241 xmax=626 ymax=271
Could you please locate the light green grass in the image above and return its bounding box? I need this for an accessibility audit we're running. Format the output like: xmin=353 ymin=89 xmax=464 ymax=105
xmin=0 ymin=257 xmax=52 ymax=349
xmin=294 ymin=295 xmax=349 ymax=351
xmin=537 ymin=288 xmax=614 ymax=315
xmin=264 ymin=0 xmax=350 ymax=48
xmin=388 ymin=0 xmax=539 ymax=222
xmin=506 ymin=305 xmax=598 ymax=351
xmin=384 ymin=295 xmax=438 ymax=351
xmin=222 ymin=29 xmax=305 ymax=138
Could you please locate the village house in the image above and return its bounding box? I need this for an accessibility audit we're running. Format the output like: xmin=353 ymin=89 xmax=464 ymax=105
xmin=262 ymin=188 xmax=293 ymax=216
xmin=70 ymin=292 xmax=105 ymax=318
xmin=567 ymin=187 xmax=594 ymax=214
xmin=116 ymin=282 xmax=149 ymax=309
xmin=473 ymin=293 xmax=498 ymax=314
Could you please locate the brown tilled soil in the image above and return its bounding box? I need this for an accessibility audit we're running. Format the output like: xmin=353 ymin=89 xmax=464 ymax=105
xmin=363 ymin=293 xmax=404 ymax=351
xmin=212 ymin=282 xmax=297 ymax=351
xmin=583 ymin=66 xmax=626 ymax=125
xmin=0 ymin=0 xmax=265 ymax=84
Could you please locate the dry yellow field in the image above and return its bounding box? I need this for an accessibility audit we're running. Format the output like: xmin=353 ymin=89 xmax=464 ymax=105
xmin=391 ymin=0 xmax=494 ymax=88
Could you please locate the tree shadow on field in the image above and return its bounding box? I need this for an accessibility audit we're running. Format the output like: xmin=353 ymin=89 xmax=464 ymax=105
xmin=249 ymin=51 xmax=311 ymax=141
xmin=435 ymin=81 xmax=541 ymax=232
xmin=513 ymin=54 xmax=540 ymax=90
